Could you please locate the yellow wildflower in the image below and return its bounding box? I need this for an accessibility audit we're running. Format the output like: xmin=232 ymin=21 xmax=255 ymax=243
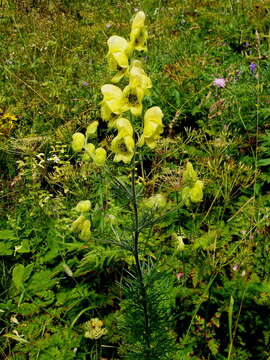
xmin=123 ymin=84 xmax=144 ymax=116
xmin=72 ymin=132 xmax=85 ymax=152
xmin=111 ymin=133 xmax=135 ymax=164
xmin=129 ymin=60 xmax=152 ymax=93
xmin=107 ymin=35 xmax=129 ymax=83
xmin=129 ymin=11 xmax=148 ymax=52
xmin=183 ymin=161 xmax=197 ymax=185
xmin=100 ymin=84 xmax=127 ymax=124
xmin=190 ymin=180 xmax=204 ymax=203
xmin=94 ymin=147 xmax=106 ymax=166
xmin=138 ymin=106 xmax=164 ymax=149
xmin=71 ymin=215 xmax=86 ymax=232
xmin=86 ymin=121 xmax=99 ymax=138
xmin=115 ymin=117 xmax=133 ymax=136
xmin=79 ymin=219 xmax=91 ymax=241
xmin=75 ymin=200 xmax=91 ymax=212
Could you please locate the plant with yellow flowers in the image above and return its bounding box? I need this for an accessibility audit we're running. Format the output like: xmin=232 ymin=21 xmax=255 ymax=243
xmin=70 ymin=10 xmax=204 ymax=359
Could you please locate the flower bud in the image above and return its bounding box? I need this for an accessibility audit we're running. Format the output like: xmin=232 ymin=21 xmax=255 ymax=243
xmin=71 ymin=215 xmax=86 ymax=232
xmin=94 ymin=147 xmax=106 ymax=166
xmin=75 ymin=200 xmax=91 ymax=212
xmin=86 ymin=121 xmax=99 ymax=138
xmin=190 ymin=180 xmax=204 ymax=203
xmin=79 ymin=219 xmax=91 ymax=241
xmin=183 ymin=162 xmax=197 ymax=184
xmin=72 ymin=132 xmax=85 ymax=152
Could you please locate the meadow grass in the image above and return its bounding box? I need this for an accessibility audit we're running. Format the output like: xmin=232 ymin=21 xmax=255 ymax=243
xmin=0 ymin=0 xmax=270 ymax=359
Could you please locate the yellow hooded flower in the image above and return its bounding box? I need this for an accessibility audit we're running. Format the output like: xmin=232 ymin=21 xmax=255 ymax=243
xmin=72 ymin=132 xmax=85 ymax=152
xmin=79 ymin=219 xmax=91 ymax=241
xmin=71 ymin=215 xmax=86 ymax=232
xmin=123 ymin=84 xmax=145 ymax=116
xmin=83 ymin=143 xmax=96 ymax=161
xmin=101 ymin=84 xmax=127 ymax=124
xmin=111 ymin=126 xmax=135 ymax=164
xmin=107 ymin=35 xmax=129 ymax=83
xmin=75 ymin=200 xmax=91 ymax=212
xmin=190 ymin=180 xmax=204 ymax=203
xmin=115 ymin=117 xmax=133 ymax=136
xmin=94 ymin=147 xmax=106 ymax=166
xmin=129 ymin=60 xmax=152 ymax=93
xmin=181 ymin=162 xmax=204 ymax=205
xmin=129 ymin=11 xmax=148 ymax=52
xmin=138 ymin=106 xmax=164 ymax=149
xmin=183 ymin=161 xmax=197 ymax=185
xmin=83 ymin=143 xmax=106 ymax=166
xmin=86 ymin=121 xmax=99 ymax=138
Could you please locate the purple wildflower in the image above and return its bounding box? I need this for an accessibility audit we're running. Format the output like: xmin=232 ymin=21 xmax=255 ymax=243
xmin=82 ymin=81 xmax=89 ymax=87
xmin=213 ymin=78 xmax=226 ymax=88
xmin=249 ymin=62 xmax=256 ymax=74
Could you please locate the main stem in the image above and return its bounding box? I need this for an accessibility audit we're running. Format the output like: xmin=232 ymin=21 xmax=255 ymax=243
xmin=131 ymin=152 xmax=151 ymax=354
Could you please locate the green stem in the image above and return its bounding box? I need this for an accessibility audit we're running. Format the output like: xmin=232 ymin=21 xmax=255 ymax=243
xmin=131 ymin=151 xmax=151 ymax=354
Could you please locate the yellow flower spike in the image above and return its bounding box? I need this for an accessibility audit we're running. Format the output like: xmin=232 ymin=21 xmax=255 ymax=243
xmin=93 ymin=147 xmax=107 ymax=167
xmin=111 ymin=134 xmax=135 ymax=164
xmin=101 ymin=84 xmax=127 ymax=123
xmin=190 ymin=180 xmax=204 ymax=203
xmin=129 ymin=60 xmax=152 ymax=92
xmin=86 ymin=121 xmax=99 ymax=138
xmin=138 ymin=106 xmax=164 ymax=149
xmin=107 ymin=35 xmax=129 ymax=83
xmin=123 ymin=85 xmax=144 ymax=116
xmin=72 ymin=132 xmax=85 ymax=152
xmin=71 ymin=215 xmax=86 ymax=232
xmin=115 ymin=118 xmax=133 ymax=136
xmin=129 ymin=11 xmax=148 ymax=52
xmin=75 ymin=200 xmax=91 ymax=212
xmin=183 ymin=161 xmax=198 ymax=184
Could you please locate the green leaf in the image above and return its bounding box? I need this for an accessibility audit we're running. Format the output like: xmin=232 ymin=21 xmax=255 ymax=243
xmin=12 ymin=264 xmax=33 ymax=290
xmin=257 ymin=158 xmax=270 ymax=166
xmin=0 ymin=229 xmax=16 ymax=240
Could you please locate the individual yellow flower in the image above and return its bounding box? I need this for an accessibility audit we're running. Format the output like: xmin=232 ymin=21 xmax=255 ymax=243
xmin=100 ymin=84 xmax=127 ymax=124
xmin=111 ymin=133 xmax=135 ymax=164
xmin=79 ymin=219 xmax=91 ymax=241
xmin=94 ymin=147 xmax=106 ymax=166
xmin=86 ymin=121 xmax=99 ymax=138
xmin=0 ymin=113 xmax=17 ymax=136
xmin=138 ymin=106 xmax=164 ymax=149
xmin=129 ymin=60 xmax=152 ymax=93
xmin=181 ymin=162 xmax=204 ymax=205
xmin=129 ymin=11 xmax=148 ymax=52
xmin=190 ymin=180 xmax=204 ymax=203
xmin=71 ymin=215 xmax=86 ymax=232
xmin=75 ymin=200 xmax=91 ymax=212
xmin=83 ymin=143 xmax=106 ymax=166
xmin=72 ymin=132 xmax=85 ymax=152
xmin=83 ymin=143 xmax=96 ymax=161
xmin=115 ymin=117 xmax=133 ymax=136
xmin=107 ymin=35 xmax=129 ymax=83
xmin=183 ymin=161 xmax=197 ymax=185
xmin=123 ymin=84 xmax=145 ymax=116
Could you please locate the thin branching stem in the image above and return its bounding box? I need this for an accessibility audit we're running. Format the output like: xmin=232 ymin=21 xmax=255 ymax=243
xmin=131 ymin=149 xmax=151 ymax=354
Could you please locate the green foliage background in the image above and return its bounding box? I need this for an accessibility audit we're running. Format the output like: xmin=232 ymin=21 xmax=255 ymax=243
xmin=0 ymin=0 xmax=270 ymax=359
